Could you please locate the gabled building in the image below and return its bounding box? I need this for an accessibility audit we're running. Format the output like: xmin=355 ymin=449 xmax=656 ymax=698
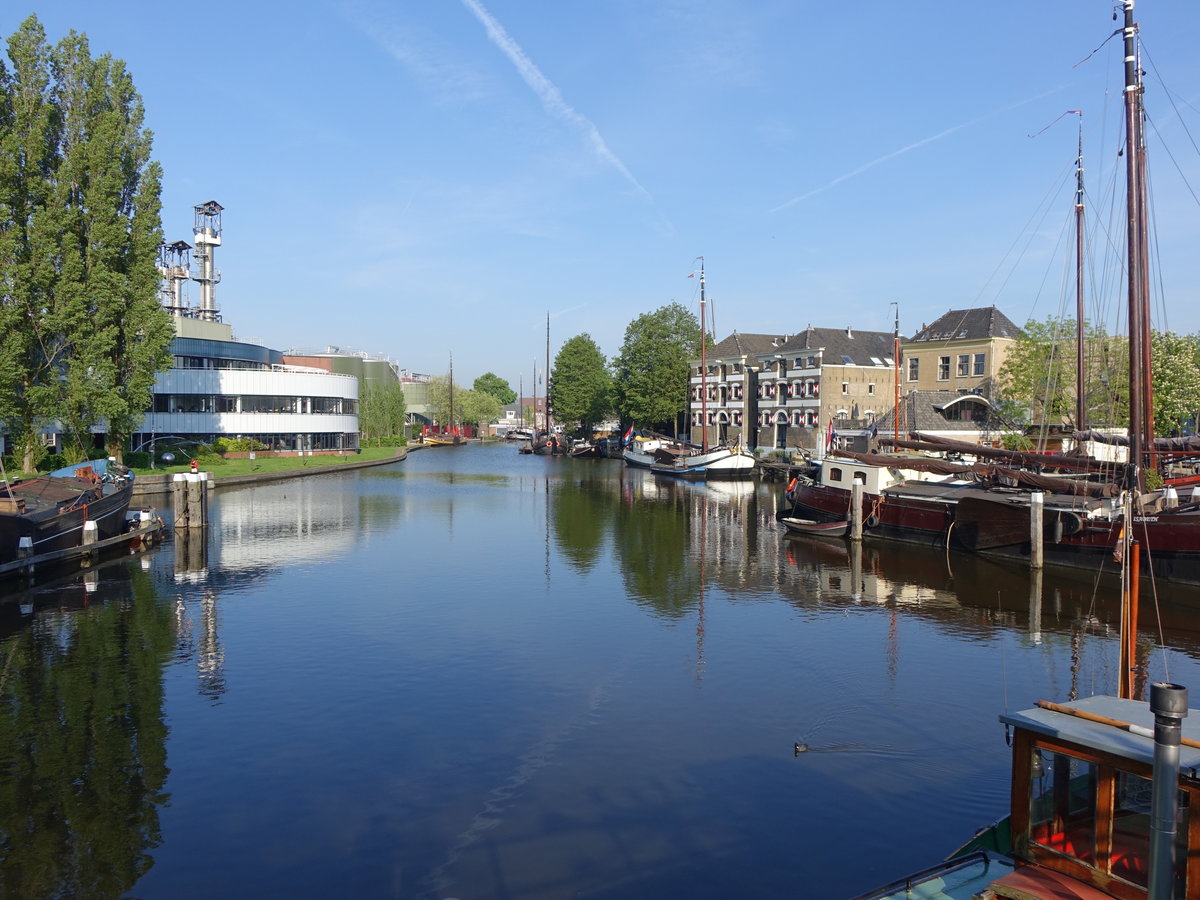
xmin=901 ymin=307 xmax=1021 ymax=399
xmin=688 ymin=332 xmax=789 ymax=448
xmin=689 ymin=327 xmax=897 ymax=452
xmin=767 ymin=326 xmax=897 ymax=451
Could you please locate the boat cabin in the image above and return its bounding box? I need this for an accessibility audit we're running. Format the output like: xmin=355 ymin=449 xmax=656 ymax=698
xmin=855 ymin=693 xmax=1200 ymax=900
xmin=996 ymin=694 xmax=1200 ymax=899
xmin=818 ymin=460 xmax=898 ymax=495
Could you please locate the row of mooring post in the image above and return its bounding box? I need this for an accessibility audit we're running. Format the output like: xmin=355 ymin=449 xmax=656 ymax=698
xmin=173 ymin=472 xmax=210 ymax=529
xmin=848 ymin=482 xmax=1050 ymax=574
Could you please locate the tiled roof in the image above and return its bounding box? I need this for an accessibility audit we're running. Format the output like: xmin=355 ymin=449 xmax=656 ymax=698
xmin=776 ymin=326 xmax=896 ymax=366
xmin=907 ymin=307 xmax=1021 ymax=343
xmin=706 ymin=332 xmax=790 ymax=358
xmin=874 ymin=390 xmax=1002 ymax=433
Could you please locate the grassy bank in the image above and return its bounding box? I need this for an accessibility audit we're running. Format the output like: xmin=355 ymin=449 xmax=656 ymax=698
xmin=129 ymin=446 xmax=404 ymax=478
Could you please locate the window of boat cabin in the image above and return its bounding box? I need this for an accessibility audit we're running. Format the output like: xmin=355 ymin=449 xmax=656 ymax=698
xmin=1020 ymin=735 xmax=1195 ymax=897
xmin=828 ymin=467 xmax=843 ymax=482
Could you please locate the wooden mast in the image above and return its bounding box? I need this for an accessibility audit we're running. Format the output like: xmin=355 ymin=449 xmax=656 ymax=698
xmin=1073 ymin=112 xmax=1087 ymax=433
xmin=892 ymin=302 xmax=900 ymax=445
xmin=1122 ymin=0 xmax=1146 ymax=492
xmin=699 ymin=259 xmax=708 ymax=453
xmin=1118 ymin=0 xmax=1147 ymax=700
xmin=448 ymin=352 xmax=455 ymax=437
xmin=545 ymin=313 xmax=552 ymax=435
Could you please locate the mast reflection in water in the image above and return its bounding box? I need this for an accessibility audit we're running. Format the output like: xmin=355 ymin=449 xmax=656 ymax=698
xmin=3 ymin=442 xmax=1200 ymax=898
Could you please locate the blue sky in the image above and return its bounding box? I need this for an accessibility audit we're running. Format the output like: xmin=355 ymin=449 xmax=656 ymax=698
xmin=13 ymin=1 xmax=1200 ymax=391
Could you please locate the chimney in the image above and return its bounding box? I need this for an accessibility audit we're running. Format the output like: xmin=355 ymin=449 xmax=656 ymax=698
xmin=846 ymin=326 xmax=853 ymax=339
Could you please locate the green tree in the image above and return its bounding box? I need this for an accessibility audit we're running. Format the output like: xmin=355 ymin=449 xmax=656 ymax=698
xmin=459 ymin=388 xmax=502 ymax=427
xmin=612 ymin=302 xmax=700 ymax=434
xmin=996 ymin=316 xmax=1128 ymax=431
xmin=472 ymin=372 xmax=516 ymax=405
xmin=549 ymin=333 xmax=612 ymax=434
xmin=0 ymin=16 xmax=59 ymax=471
xmin=426 ymin=375 xmax=456 ymax=427
xmin=0 ymin=16 xmax=171 ymax=466
xmin=359 ymin=380 xmax=407 ymax=440
xmin=1151 ymin=331 xmax=1200 ymax=437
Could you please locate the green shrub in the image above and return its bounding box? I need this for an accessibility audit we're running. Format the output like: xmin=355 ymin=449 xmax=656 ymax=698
xmin=212 ymin=437 xmax=266 ymax=453
xmin=37 ymin=453 xmax=66 ymax=472
xmin=124 ymin=451 xmax=151 ymax=469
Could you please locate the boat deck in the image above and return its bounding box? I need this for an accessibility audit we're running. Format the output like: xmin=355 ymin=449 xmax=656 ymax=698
xmin=851 ymin=851 xmax=1014 ymax=900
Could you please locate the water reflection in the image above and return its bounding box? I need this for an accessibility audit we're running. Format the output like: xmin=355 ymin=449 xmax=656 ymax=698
xmin=0 ymin=565 xmax=175 ymax=897
xmin=3 ymin=446 xmax=1200 ymax=899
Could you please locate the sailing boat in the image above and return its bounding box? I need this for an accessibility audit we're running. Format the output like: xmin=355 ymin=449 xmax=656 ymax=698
xmin=425 ymin=354 xmax=464 ymax=447
xmin=855 ymin=10 xmax=1200 ymax=899
xmin=785 ymin=11 xmax=1200 ymax=585
xmin=648 ymin=261 xmax=756 ymax=481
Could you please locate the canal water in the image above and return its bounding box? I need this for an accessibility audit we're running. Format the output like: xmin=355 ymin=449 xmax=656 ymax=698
xmin=3 ymin=441 xmax=1200 ymax=899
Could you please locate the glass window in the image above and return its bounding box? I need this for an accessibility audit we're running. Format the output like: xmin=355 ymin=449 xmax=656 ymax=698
xmin=841 ymin=382 xmax=849 ymax=395
xmin=868 ymin=383 xmax=875 ymax=395
xmin=938 ymin=356 xmax=951 ymax=380
xmin=974 ymin=353 xmax=986 ymax=376
xmin=1030 ymin=750 xmax=1097 ymax=865
xmin=908 ymin=358 xmax=919 ymax=381
xmin=828 ymin=467 xmax=843 ymax=482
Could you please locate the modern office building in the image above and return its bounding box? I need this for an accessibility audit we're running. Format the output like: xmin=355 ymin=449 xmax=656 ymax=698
xmin=131 ymin=202 xmax=360 ymax=455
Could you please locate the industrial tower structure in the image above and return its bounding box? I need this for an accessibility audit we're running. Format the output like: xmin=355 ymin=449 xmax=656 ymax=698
xmin=156 ymin=239 xmax=192 ymax=315
xmin=191 ymin=200 xmax=223 ymax=322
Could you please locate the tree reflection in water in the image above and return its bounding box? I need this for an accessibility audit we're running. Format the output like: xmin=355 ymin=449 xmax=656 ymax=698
xmin=0 ymin=566 xmax=176 ymax=897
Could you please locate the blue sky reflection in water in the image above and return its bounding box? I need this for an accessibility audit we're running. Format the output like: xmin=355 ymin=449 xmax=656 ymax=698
xmin=5 ymin=443 xmax=1200 ymax=898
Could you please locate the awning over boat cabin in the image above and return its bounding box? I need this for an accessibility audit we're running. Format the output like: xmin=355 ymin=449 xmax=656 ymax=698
xmin=1001 ymin=695 xmax=1200 ymax=779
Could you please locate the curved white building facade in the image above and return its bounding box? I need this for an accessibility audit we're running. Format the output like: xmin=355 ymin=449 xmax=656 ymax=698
xmin=133 ymin=318 xmax=359 ymax=454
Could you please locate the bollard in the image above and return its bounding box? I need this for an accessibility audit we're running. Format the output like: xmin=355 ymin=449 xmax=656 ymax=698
xmin=186 ymin=473 xmax=205 ymax=528
xmin=1030 ymin=492 xmax=1044 ymax=569
xmin=850 ymin=478 xmax=863 ymax=542
xmin=173 ymin=474 xmax=188 ymax=529
xmin=17 ymin=536 xmax=34 ymax=573
xmin=81 ymin=520 xmax=98 ymax=562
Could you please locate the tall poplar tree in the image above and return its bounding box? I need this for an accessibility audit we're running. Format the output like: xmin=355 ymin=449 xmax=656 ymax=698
xmin=1 ymin=15 xmax=171 ymax=467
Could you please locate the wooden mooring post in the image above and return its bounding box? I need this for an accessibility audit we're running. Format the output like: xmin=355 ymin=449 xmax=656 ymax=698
xmin=1030 ymin=491 xmax=1044 ymax=569
xmin=850 ymin=478 xmax=864 ymax=542
xmin=173 ymin=472 xmax=209 ymax=529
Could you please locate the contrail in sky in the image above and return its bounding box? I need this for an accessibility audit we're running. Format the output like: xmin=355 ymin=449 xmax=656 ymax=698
xmin=769 ymin=87 xmax=1063 ymax=213
xmin=459 ymin=0 xmax=652 ymax=201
